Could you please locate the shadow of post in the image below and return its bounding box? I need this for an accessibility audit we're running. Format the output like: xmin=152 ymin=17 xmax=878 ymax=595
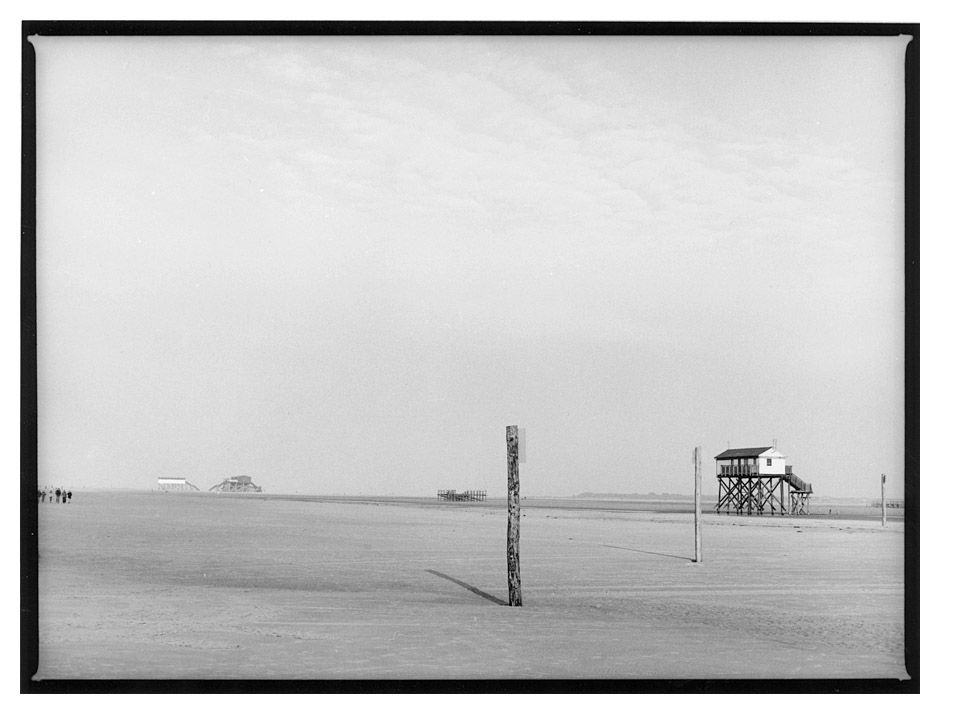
xmin=424 ymin=569 xmax=507 ymax=606
xmin=602 ymin=544 xmax=693 ymax=561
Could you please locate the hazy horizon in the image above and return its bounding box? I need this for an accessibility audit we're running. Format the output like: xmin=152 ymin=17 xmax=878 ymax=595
xmin=64 ymin=487 xmax=900 ymax=503
xmin=33 ymin=34 xmax=909 ymax=500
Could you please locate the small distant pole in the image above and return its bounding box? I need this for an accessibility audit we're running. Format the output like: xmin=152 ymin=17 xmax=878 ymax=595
xmin=506 ymin=425 xmax=522 ymax=606
xmin=881 ymin=473 xmax=887 ymax=527
xmin=694 ymin=446 xmax=703 ymax=563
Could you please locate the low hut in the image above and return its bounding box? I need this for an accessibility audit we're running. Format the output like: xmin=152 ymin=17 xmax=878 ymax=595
xmin=157 ymin=477 xmax=200 ymax=492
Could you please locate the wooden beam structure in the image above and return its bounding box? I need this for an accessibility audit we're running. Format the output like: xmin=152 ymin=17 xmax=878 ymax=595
xmin=436 ymin=490 xmax=487 ymax=502
xmin=716 ymin=470 xmax=811 ymax=517
xmin=790 ymin=489 xmax=811 ymax=516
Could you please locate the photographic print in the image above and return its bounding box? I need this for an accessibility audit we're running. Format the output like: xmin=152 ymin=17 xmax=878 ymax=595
xmin=24 ymin=22 xmax=917 ymax=690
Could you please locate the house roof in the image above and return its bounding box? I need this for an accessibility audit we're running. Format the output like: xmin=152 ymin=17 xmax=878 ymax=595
xmin=715 ymin=447 xmax=774 ymax=460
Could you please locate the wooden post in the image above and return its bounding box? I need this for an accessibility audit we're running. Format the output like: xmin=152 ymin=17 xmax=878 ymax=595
xmin=881 ymin=473 xmax=887 ymax=527
xmin=747 ymin=472 xmax=753 ymax=515
xmin=506 ymin=425 xmax=522 ymax=606
xmin=694 ymin=446 xmax=703 ymax=563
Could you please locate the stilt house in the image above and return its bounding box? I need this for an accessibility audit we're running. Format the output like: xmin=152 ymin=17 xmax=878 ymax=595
xmin=209 ymin=475 xmax=263 ymax=493
xmin=715 ymin=446 xmax=812 ymax=515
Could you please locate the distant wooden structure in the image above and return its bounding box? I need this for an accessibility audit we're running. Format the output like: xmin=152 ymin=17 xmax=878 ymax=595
xmin=209 ymin=475 xmax=263 ymax=493
xmin=157 ymin=477 xmax=199 ymax=492
xmin=436 ymin=489 xmax=487 ymax=502
xmin=715 ymin=446 xmax=812 ymax=516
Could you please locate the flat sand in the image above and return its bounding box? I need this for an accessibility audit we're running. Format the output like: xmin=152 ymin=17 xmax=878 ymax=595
xmin=33 ymin=492 xmax=908 ymax=680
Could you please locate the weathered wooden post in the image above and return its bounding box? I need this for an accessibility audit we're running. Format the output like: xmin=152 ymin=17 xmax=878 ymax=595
xmin=506 ymin=425 xmax=522 ymax=606
xmin=881 ymin=473 xmax=887 ymax=527
xmin=694 ymin=446 xmax=703 ymax=563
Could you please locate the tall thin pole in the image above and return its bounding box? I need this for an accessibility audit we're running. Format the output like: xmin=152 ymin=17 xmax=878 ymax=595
xmin=694 ymin=446 xmax=703 ymax=563
xmin=506 ymin=425 xmax=522 ymax=606
xmin=881 ymin=473 xmax=887 ymax=527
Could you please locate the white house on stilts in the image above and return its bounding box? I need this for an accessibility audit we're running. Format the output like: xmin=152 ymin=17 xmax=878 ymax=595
xmin=715 ymin=446 xmax=812 ymax=516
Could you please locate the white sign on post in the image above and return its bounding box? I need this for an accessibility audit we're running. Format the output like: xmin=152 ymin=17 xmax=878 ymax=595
xmin=518 ymin=428 xmax=526 ymax=463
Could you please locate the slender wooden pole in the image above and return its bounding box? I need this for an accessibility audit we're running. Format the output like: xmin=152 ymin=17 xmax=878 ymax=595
xmin=747 ymin=471 xmax=753 ymax=515
xmin=694 ymin=446 xmax=703 ymax=563
xmin=881 ymin=473 xmax=887 ymax=527
xmin=506 ymin=425 xmax=522 ymax=606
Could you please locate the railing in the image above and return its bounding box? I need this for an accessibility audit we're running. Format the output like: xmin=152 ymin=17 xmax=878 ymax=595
xmin=717 ymin=465 xmax=810 ymax=492
xmin=785 ymin=473 xmax=811 ymax=493
xmin=718 ymin=465 xmax=760 ymax=476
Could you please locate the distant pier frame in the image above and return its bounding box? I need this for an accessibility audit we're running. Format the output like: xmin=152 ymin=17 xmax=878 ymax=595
xmin=436 ymin=490 xmax=487 ymax=502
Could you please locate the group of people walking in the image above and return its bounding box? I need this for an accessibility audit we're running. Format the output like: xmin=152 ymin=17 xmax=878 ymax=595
xmin=38 ymin=486 xmax=71 ymax=504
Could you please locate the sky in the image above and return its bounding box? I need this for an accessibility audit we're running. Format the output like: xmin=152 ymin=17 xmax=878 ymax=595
xmin=31 ymin=34 xmax=910 ymax=498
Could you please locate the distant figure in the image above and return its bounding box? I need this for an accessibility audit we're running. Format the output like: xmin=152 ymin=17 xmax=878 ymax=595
xmin=48 ymin=487 xmax=54 ymax=503
xmin=62 ymin=489 xmax=68 ymax=504
xmin=55 ymin=487 xmax=61 ymax=504
xmin=67 ymin=490 xmax=72 ymax=504
xmin=39 ymin=488 xmax=45 ymax=503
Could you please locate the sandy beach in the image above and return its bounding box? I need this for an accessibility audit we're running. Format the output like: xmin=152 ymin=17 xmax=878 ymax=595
xmin=33 ymin=492 xmax=908 ymax=681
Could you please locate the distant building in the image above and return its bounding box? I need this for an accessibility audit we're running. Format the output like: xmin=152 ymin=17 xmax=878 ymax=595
xmin=209 ymin=475 xmax=263 ymax=493
xmin=157 ymin=477 xmax=200 ymax=492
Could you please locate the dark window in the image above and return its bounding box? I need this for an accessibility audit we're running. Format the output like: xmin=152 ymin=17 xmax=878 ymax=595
xmin=767 ymin=458 xmax=772 ymax=466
